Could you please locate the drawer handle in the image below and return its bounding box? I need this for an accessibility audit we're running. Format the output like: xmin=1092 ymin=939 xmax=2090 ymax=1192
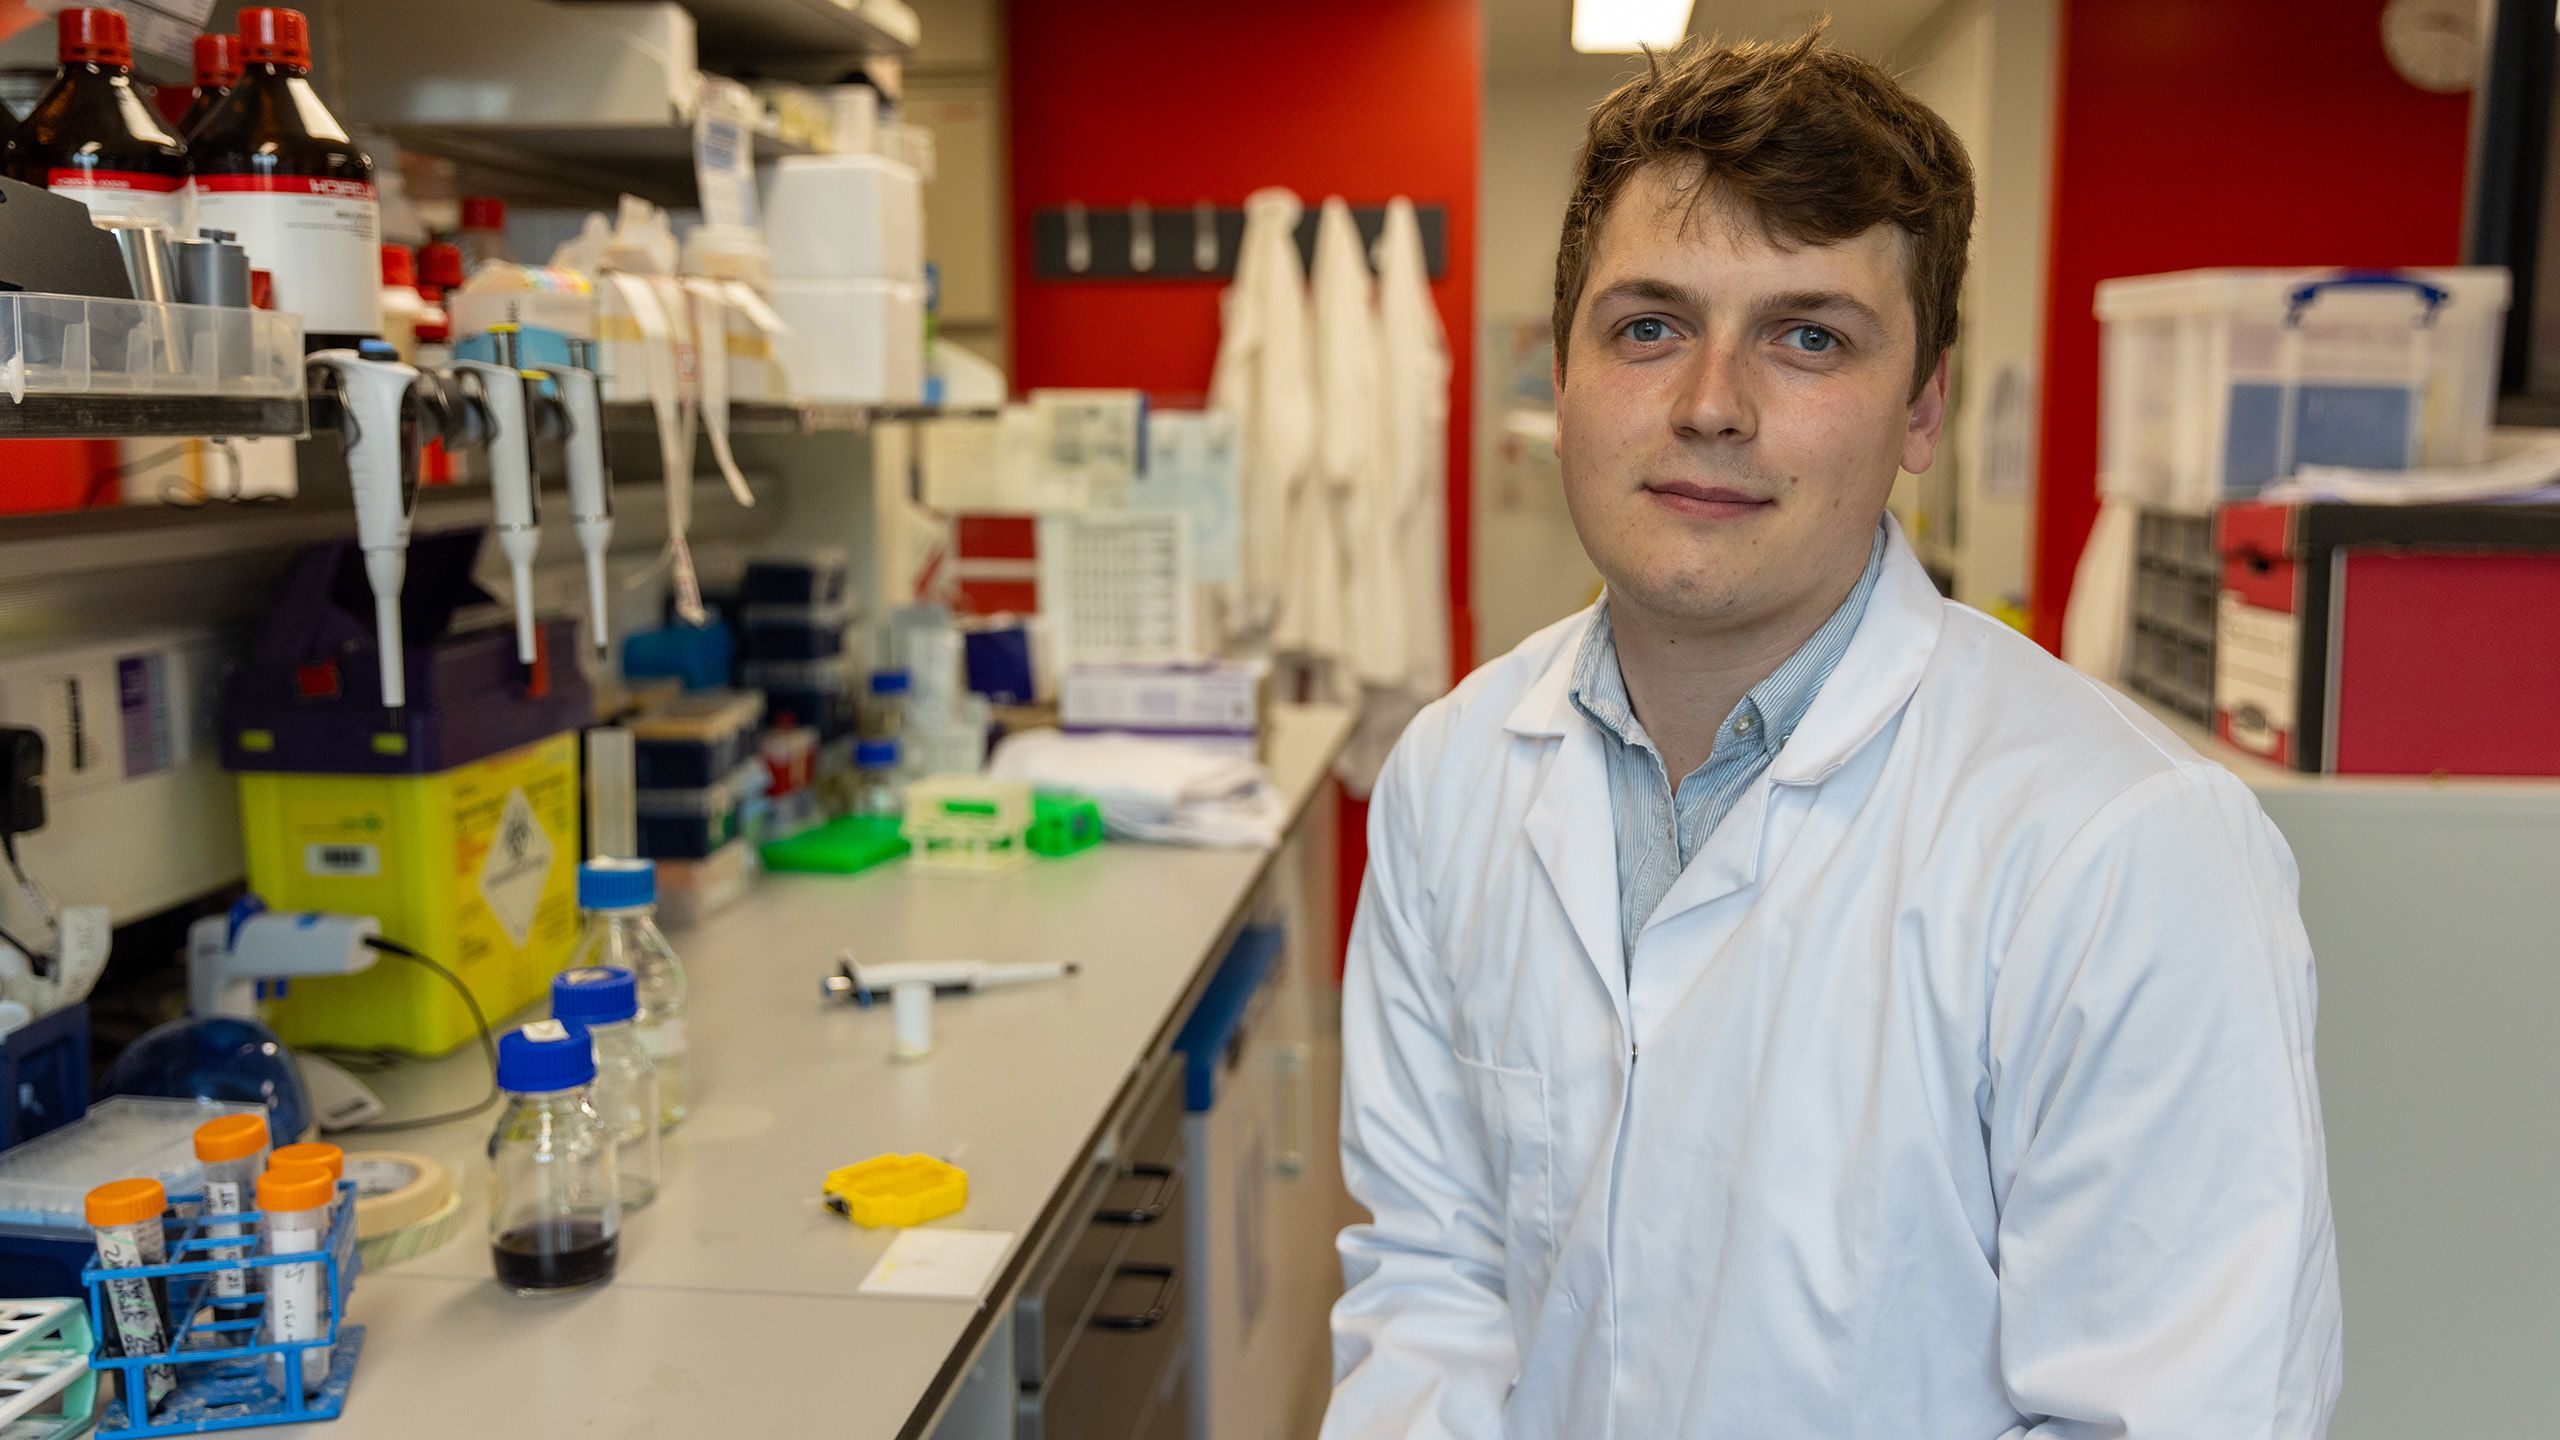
xmin=1091 ymin=1263 xmax=1181 ymax=1332
xmin=1097 ymin=1162 xmax=1181 ymax=1225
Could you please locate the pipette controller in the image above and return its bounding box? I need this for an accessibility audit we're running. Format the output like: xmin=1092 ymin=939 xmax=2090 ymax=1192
xmin=307 ymin=348 xmax=422 ymax=709
xmin=545 ymin=338 xmax=614 ymax=655
xmin=456 ymin=324 xmax=543 ymax=664
xmin=823 ymin=954 xmax=1080 ymax=1007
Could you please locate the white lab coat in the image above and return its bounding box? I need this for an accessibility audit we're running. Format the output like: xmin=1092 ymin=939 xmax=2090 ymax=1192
xmin=1298 ymin=196 xmax=1373 ymax=686
xmin=1324 ymin=523 xmax=2342 ymax=1439
xmin=1371 ymin=196 xmax=1451 ymax=701
xmin=1335 ymin=196 xmax=1454 ymax=794
xmin=1208 ymin=188 xmax=1316 ymax=646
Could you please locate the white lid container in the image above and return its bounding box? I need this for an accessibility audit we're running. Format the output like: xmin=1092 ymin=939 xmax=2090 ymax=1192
xmin=2093 ymin=266 xmax=2510 ymax=515
xmin=768 ymin=278 xmax=924 ymax=406
xmin=762 ymin=153 xmax=923 ymax=285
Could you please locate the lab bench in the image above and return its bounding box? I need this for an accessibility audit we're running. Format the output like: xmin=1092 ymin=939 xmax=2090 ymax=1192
xmin=267 ymin=703 xmax=1355 ymax=1439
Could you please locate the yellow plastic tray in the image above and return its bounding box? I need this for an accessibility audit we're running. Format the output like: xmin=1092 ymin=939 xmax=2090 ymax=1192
xmin=823 ymin=1154 xmax=968 ymax=1228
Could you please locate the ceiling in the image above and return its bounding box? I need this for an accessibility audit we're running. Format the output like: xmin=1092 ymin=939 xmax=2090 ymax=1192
xmin=1486 ymin=0 xmax=1951 ymax=83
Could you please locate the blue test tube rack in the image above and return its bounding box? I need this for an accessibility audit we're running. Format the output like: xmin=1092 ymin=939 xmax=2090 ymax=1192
xmin=79 ymin=1182 xmax=366 ymax=1437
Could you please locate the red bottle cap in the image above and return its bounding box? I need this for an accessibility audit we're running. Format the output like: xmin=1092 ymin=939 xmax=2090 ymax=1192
xmin=418 ymin=241 xmax=466 ymax=291
xmin=193 ymin=31 xmax=242 ymax=88
xmin=380 ymin=244 xmax=416 ymax=287
xmin=461 ymin=196 xmax=506 ymax=232
xmin=237 ymin=7 xmax=310 ymax=69
xmin=58 ymin=8 xmax=131 ymax=68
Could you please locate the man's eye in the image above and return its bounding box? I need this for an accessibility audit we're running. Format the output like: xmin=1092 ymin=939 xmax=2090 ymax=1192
xmin=1780 ymin=324 xmax=1839 ymax=354
xmin=1620 ymin=317 xmax=1672 ymax=344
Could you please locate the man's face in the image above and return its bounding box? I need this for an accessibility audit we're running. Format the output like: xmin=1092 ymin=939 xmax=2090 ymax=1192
xmin=1554 ymin=164 xmax=1947 ymax=638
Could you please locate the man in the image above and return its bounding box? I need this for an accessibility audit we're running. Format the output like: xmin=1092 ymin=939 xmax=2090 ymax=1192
xmin=1321 ymin=31 xmax=2341 ymax=1440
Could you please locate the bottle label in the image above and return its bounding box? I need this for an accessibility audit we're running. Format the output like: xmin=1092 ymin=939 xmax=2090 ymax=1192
xmin=202 ymin=1178 xmax=248 ymax=1300
xmin=189 ymin=174 xmax=381 ymax=335
xmin=49 ymin=169 xmax=184 ymax=231
xmin=265 ymin=1213 xmax=329 ymax=1390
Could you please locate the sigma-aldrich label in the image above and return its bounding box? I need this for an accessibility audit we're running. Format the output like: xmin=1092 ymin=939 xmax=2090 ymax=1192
xmin=189 ymin=173 xmax=381 ymax=335
xmin=47 ymin=168 xmax=185 ymax=229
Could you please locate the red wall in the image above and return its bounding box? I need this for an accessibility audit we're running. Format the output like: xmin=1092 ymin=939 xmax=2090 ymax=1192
xmin=1007 ymin=0 xmax=1481 ymax=964
xmin=2030 ymin=0 xmax=2472 ymax=648
xmin=1005 ymin=0 xmax=1480 ymax=670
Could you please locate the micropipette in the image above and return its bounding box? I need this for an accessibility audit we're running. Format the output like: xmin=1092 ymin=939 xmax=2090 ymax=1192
xmin=822 ymin=953 xmax=1080 ymax=1007
xmin=307 ymin=349 xmax=422 ymax=709
xmin=455 ymin=324 xmax=542 ymax=663
xmin=542 ymin=338 xmax=615 ymax=655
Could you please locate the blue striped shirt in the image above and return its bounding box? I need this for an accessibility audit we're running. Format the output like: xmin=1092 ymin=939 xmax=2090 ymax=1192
xmin=1569 ymin=525 xmax=1887 ymax=967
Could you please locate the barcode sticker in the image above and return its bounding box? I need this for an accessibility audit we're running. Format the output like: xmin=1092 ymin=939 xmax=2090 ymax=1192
xmin=305 ymin=843 xmax=381 ymax=878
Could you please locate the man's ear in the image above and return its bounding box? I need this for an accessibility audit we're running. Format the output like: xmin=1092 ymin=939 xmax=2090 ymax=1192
xmin=1550 ymin=351 xmax=1566 ymax=460
xmin=1900 ymin=351 xmax=1951 ymax=475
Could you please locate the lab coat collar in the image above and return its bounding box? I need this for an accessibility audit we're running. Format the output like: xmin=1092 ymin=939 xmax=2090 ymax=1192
xmin=1501 ymin=514 xmax=1943 ymax=768
xmin=1766 ymin=516 xmax=1944 ymax=787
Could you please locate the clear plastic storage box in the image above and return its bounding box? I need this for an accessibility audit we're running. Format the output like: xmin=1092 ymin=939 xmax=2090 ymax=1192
xmin=0 ymin=1097 xmax=265 ymax=1236
xmin=2094 ymin=267 xmax=2510 ymax=515
xmin=0 ymin=292 xmax=303 ymax=400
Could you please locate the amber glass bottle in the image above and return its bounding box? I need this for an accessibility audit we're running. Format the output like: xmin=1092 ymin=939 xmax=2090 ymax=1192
xmin=187 ymin=7 xmax=380 ymax=344
xmin=4 ymin=8 xmax=188 ymax=228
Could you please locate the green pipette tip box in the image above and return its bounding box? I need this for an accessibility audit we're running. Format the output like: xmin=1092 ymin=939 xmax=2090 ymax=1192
xmin=758 ymin=815 xmax=911 ymax=875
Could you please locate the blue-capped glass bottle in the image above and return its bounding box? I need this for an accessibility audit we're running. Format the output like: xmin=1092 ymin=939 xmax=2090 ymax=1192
xmin=551 ymin=965 xmax=661 ymax=1210
xmin=565 ymin=859 xmax=688 ymax=1130
xmin=487 ymin=1020 xmax=619 ymax=1294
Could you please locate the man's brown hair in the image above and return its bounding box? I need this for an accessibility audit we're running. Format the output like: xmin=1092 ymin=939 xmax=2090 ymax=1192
xmin=1552 ymin=27 xmax=1976 ymax=399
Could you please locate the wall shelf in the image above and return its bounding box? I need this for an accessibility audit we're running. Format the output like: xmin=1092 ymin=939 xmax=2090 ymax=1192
xmin=0 ymin=394 xmax=308 ymax=441
xmin=391 ymin=120 xmax=818 ymax=211
xmin=680 ymin=0 xmax=919 ymax=66
xmin=599 ymin=400 xmax=993 ymax=435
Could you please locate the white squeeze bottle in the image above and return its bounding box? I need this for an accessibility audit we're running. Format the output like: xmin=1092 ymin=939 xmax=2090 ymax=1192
xmin=567 ymin=860 xmax=688 ymax=1130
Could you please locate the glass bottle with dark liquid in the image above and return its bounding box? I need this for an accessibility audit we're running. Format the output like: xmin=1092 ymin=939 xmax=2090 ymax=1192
xmin=186 ymin=7 xmax=381 ymax=347
xmin=492 ymin=1218 xmax=620 ymax=1291
xmin=3 ymin=7 xmax=188 ymax=229
xmin=486 ymin=1020 xmax=623 ymax=1295
xmin=176 ymin=31 xmax=240 ymax=140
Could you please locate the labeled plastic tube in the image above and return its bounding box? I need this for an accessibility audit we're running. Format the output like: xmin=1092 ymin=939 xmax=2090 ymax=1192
xmin=85 ymin=1178 xmax=174 ymax=1415
xmin=258 ymin=1164 xmax=336 ymax=1395
xmin=192 ymin=1113 xmax=270 ymax=1316
xmin=892 ymin=980 xmax=934 ymax=1060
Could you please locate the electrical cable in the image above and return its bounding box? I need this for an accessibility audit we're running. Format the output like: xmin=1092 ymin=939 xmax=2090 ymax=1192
xmin=0 ymin=833 xmax=54 ymax=978
xmin=328 ymin=935 xmax=503 ymax=1135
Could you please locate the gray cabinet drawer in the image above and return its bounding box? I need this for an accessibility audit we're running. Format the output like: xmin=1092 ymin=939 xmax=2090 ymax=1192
xmin=1017 ymin=1262 xmax=1190 ymax=1440
xmin=1015 ymin=1054 xmax=1186 ymax=1389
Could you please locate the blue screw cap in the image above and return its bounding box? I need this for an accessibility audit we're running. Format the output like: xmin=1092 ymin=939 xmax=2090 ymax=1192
xmin=855 ymin=737 xmax=900 ymax=769
xmin=577 ymin=857 xmax=656 ymax=911
xmin=496 ymin=1019 xmax=596 ymax=1094
xmin=868 ymin=669 xmax=910 ymax=695
xmin=552 ymin=966 xmax=638 ymax=1025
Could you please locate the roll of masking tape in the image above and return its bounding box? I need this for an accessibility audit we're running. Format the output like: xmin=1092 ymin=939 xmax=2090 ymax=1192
xmin=345 ymin=1151 xmax=452 ymax=1240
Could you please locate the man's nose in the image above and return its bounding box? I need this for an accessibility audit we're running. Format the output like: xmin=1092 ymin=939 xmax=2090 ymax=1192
xmin=1671 ymin=344 xmax=1755 ymax=444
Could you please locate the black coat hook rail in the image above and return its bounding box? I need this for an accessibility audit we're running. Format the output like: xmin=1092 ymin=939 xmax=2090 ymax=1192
xmin=1031 ymin=202 xmax=1449 ymax=281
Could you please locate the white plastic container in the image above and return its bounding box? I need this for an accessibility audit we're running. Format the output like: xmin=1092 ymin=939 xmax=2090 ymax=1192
xmin=768 ymin=278 xmax=924 ymax=405
xmin=762 ymin=153 xmax=923 ymax=283
xmin=2094 ymin=266 xmax=2510 ymax=515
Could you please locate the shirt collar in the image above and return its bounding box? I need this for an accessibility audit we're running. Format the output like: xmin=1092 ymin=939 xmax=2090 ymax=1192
xmin=1567 ymin=525 xmax=1888 ymax=766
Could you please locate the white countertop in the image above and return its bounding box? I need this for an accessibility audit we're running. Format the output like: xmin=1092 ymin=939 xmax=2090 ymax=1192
xmin=273 ymin=705 xmax=1355 ymax=1438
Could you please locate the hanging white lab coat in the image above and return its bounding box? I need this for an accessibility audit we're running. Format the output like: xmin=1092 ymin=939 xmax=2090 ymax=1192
xmin=1371 ymin=196 xmax=1450 ymax=701
xmin=1334 ymin=196 xmax=1454 ymax=794
xmin=1323 ymin=523 xmax=2342 ymax=1439
xmin=1294 ymin=195 xmax=1377 ymax=691
xmin=1208 ymin=188 xmax=1316 ymax=644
